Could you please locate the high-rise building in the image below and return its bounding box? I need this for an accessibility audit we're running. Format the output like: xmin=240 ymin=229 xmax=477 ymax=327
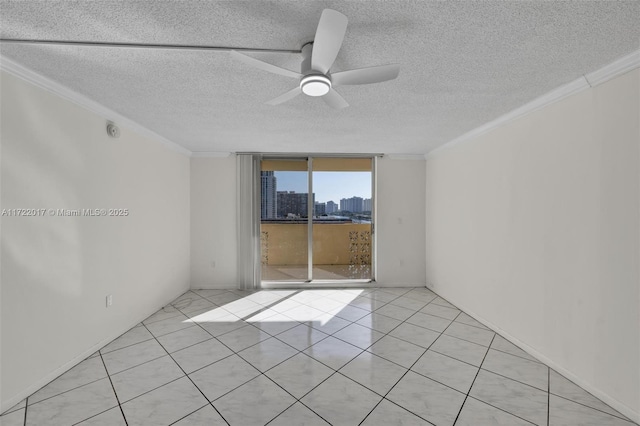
xmin=363 ymin=198 xmax=372 ymax=212
xmin=340 ymin=196 xmax=364 ymax=213
xmin=277 ymin=191 xmax=315 ymax=217
xmin=315 ymin=202 xmax=326 ymax=215
xmin=260 ymin=171 xmax=277 ymax=219
xmin=326 ymin=200 xmax=337 ymax=213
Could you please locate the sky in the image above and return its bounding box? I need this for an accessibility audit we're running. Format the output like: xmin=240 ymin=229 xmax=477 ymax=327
xmin=275 ymin=171 xmax=371 ymax=204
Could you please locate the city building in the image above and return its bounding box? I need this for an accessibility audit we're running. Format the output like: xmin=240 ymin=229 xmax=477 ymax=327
xmin=340 ymin=196 xmax=364 ymax=213
xmin=325 ymin=200 xmax=337 ymax=214
xmin=260 ymin=171 xmax=277 ymax=219
xmin=277 ymin=191 xmax=314 ymax=217
xmin=363 ymin=198 xmax=372 ymax=212
xmin=314 ymin=201 xmax=326 ymax=215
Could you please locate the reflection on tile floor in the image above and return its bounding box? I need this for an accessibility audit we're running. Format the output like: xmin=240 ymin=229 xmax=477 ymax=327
xmin=2 ymin=287 xmax=637 ymax=426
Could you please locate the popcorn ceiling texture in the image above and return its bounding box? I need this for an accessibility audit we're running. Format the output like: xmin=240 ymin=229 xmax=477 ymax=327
xmin=1 ymin=0 xmax=638 ymax=154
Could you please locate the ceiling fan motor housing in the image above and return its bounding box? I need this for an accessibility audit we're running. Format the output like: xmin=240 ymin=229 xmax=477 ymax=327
xmin=299 ymin=43 xmax=331 ymax=96
xmin=301 ymin=42 xmax=314 ymax=74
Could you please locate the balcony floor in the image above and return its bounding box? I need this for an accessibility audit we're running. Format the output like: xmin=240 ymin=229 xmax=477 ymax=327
xmin=262 ymin=264 xmax=372 ymax=281
xmin=3 ymin=287 xmax=636 ymax=425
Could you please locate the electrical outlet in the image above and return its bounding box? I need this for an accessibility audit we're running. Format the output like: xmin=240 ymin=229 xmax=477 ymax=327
xmin=106 ymin=295 xmax=113 ymax=307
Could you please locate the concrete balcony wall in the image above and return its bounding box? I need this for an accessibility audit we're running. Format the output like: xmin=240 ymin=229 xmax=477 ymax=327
xmin=261 ymin=223 xmax=371 ymax=266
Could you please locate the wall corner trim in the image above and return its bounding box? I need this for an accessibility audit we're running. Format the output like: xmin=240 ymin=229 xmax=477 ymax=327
xmin=425 ymin=49 xmax=640 ymax=160
xmin=0 ymin=55 xmax=192 ymax=156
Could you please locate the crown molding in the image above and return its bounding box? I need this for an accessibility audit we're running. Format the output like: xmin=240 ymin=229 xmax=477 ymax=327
xmin=384 ymin=154 xmax=426 ymax=161
xmin=427 ymin=49 xmax=640 ymax=160
xmin=585 ymin=49 xmax=640 ymax=87
xmin=190 ymin=151 xmax=233 ymax=158
xmin=426 ymin=76 xmax=589 ymax=159
xmin=0 ymin=55 xmax=191 ymax=156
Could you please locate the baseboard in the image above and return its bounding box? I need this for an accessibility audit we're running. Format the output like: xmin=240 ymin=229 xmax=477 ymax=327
xmin=438 ymin=297 xmax=639 ymax=424
xmin=0 ymin=287 xmax=188 ymax=414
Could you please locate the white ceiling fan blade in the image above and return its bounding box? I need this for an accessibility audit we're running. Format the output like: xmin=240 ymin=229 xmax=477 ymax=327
xmin=311 ymin=9 xmax=348 ymax=74
xmin=331 ymin=64 xmax=400 ymax=86
xmin=230 ymin=51 xmax=301 ymax=79
xmin=266 ymin=87 xmax=302 ymax=105
xmin=322 ymin=88 xmax=349 ymax=109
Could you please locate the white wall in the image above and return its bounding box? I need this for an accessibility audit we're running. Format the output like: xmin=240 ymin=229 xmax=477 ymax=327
xmin=376 ymin=157 xmax=426 ymax=286
xmin=190 ymin=156 xmax=238 ymax=288
xmin=189 ymin=156 xmax=426 ymax=288
xmin=0 ymin=71 xmax=191 ymax=411
xmin=425 ymin=69 xmax=639 ymax=421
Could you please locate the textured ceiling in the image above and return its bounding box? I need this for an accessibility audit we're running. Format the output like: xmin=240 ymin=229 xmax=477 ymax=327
xmin=1 ymin=1 xmax=638 ymax=154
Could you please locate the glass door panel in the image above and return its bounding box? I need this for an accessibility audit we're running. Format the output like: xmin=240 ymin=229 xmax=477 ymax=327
xmin=312 ymin=158 xmax=373 ymax=280
xmin=260 ymin=158 xmax=309 ymax=281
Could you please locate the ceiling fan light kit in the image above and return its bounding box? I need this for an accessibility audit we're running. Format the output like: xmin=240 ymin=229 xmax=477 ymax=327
xmin=231 ymin=9 xmax=400 ymax=109
xmin=300 ymin=74 xmax=331 ymax=97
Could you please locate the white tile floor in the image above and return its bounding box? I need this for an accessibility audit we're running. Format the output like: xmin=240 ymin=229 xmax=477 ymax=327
xmin=2 ymin=287 xmax=637 ymax=426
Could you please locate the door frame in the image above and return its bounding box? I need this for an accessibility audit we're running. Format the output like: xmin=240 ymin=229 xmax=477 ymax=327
xmin=258 ymin=153 xmax=378 ymax=287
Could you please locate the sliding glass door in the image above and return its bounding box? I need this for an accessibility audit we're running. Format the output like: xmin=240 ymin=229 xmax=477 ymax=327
xmin=260 ymin=158 xmax=309 ymax=281
xmin=260 ymin=156 xmax=374 ymax=283
xmin=311 ymin=158 xmax=373 ymax=280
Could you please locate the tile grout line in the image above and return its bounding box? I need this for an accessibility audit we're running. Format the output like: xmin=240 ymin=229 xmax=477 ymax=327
xmin=550 ymin=393 xmax=636 ymax=422
xmin=104 ymin=352 xmax=168 ymax=377
xmin=68 ymin=290 xmax=433 ymax=424
xmin=356 ymin=300 xmax=466 ymax=425
xmin=261 ymin=372 xmax=334 ymax=426
xmin=22 ymin=397 xmax=28 ymax=426
xmin=196 ymin=294 xmax=344 ymax=426
xmin=32 ymin=287 xmax=630 ymax=426
xmin=22 ymin=290 xmax=374 ymax=424
xmin=432 ymin=292 xmax=546 ymax=426
xmin=257 ymin=288 xmax=526 ymax=426
xmin=101 ymin=337 xmax=157 ymax=356
xmin=171 ymin=297 xmax=313 ymax=380
xmin=325 ymin=288 xmax=615 ymax=425
xmin=163 ymin=292 xmax=330 ymax=424
xmin=140 ymin=321 xmax=232 ymax=426
xmin=463 ymin=395 xmax=538 ymax=425
xmin=484 ymin=345 xmax=543 ymax=364
xmin=24 ymin=373 xmax=111 ymax=409
xmin=236 ymin=288 xmax=415 ymax=425
xmin=449 ymin=349 xmax=542 ymax=424
xmin=474 ymin=366 xmax=548 ymax=393
xmin=547 ymin=367 xmax=551 ymax=426
xmin=451 ymin=333 xmax=496 ymax=425
xmin=7 ymin=290 xmax=393 ymax=424
xmin=98 ymin=352 xmax=129 ymax=426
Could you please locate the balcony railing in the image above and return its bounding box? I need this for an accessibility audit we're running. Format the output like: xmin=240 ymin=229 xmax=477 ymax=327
xmin=261 ymin=222 xmax=372 ymax=280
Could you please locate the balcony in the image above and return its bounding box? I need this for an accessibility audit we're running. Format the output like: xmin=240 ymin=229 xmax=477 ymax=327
xmin=261 ymin=222 xmax=372 ymax=281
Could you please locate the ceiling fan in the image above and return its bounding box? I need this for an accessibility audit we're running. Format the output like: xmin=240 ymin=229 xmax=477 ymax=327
xmin=231 ymin=9 xmax=400 ymax=109
xmin=0 ymin=8 xmax=399 ymax=109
